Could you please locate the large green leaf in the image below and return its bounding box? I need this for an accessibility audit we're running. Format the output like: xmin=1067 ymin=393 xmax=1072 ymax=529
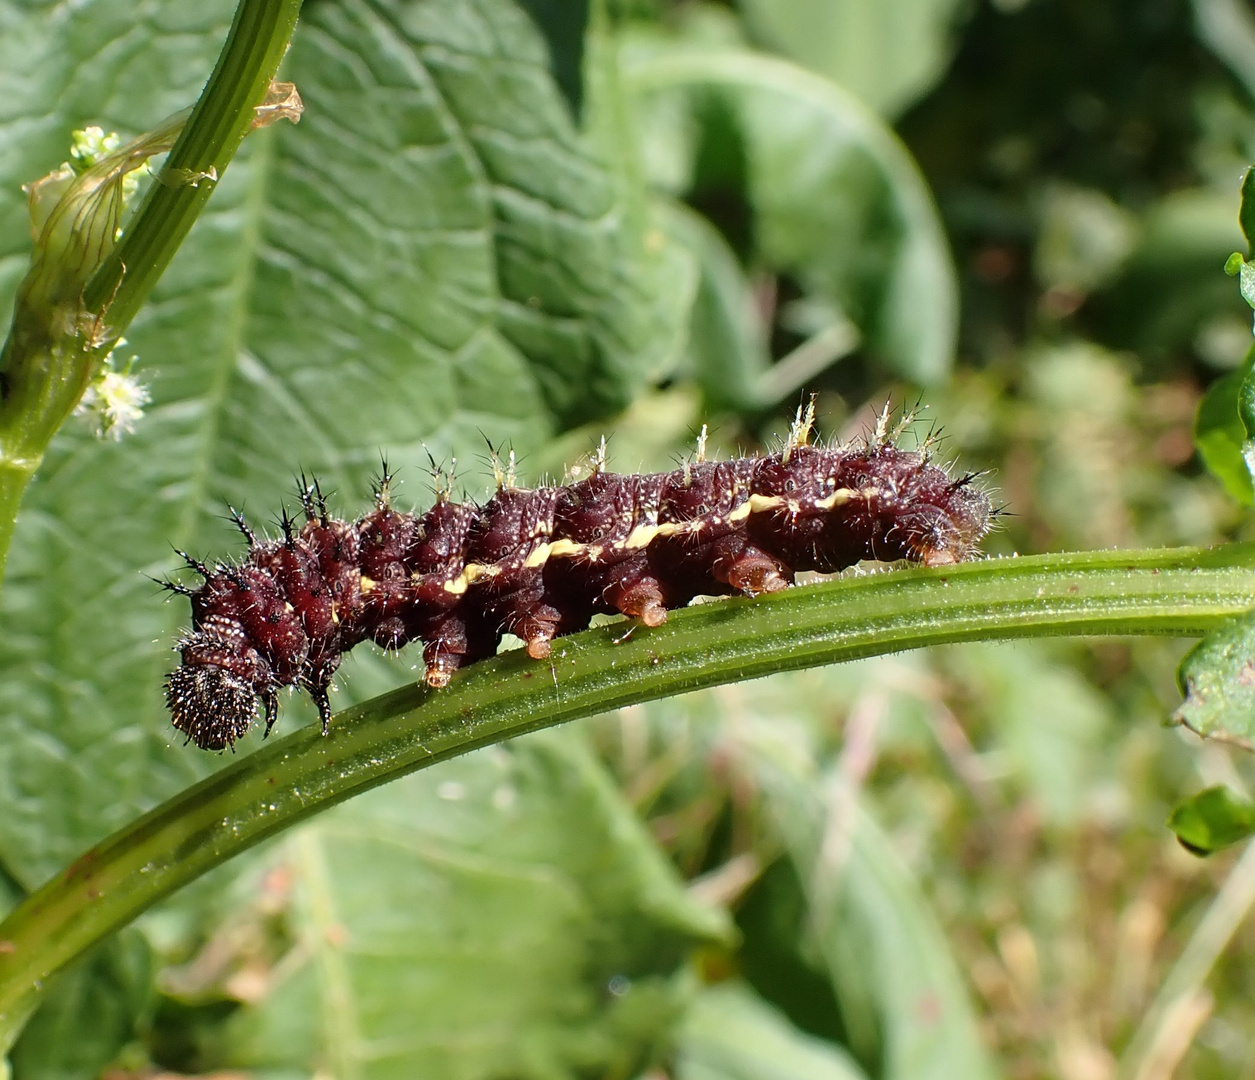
xmin=215 ymin=731 xmax=731 ymax=1079
xmin=764 ymin=793 xmax=998 ymax=1080
xmin=0 ymin=0 xmax=689 ymax=888
xmin=657 ymin=199 xmax=771 ymax=409
xmin=626 ymin=46 xmax=959 ymax=387
xmin=675 ymin=982 xmax=869 ymax=1080
xmin=720 ymin=689 xmax=1000 ymax=1080
xmin=762 ymin=789 xmax=999 ymax=1080
xmin=738 ymin=0 xmax=970 ymax=118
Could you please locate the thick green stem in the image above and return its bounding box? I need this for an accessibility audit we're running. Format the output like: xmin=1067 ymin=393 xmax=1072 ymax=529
xmin=0 ymin=545 xmax=1252 ymax=1041
xmin=0 ymin=0 xmax=302 ymax=585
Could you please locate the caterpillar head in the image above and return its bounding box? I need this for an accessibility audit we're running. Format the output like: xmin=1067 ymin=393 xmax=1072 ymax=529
xmin=165 ymin=663 xmax=257 ymax=751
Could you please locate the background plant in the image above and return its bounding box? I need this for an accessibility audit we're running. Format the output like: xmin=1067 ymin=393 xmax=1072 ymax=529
xmin=2 ymin=1 xmax=1255 ymax=1078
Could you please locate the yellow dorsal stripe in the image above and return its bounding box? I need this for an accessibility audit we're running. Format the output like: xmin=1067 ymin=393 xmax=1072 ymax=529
xmin=433 ymin=488 xmax=877 ymax=594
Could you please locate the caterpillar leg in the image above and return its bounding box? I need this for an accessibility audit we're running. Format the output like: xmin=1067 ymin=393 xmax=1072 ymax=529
xmin=517 ymin=612 xmax=561 ymax=660
xmin=606 ymin=576 xmax=669 ymax=628
xmin=421 ymin=614 xmax=498 ymax=688
xmin=711 ymin=540 xmax=791 ymax=596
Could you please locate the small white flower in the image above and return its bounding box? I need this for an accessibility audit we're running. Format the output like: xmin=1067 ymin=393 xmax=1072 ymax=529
xmin=77 ymin=343 xmax=150 ymax=440
xmin=69 ymin=127 xmax=122 ymax=172
xmin=68 ymin=126 xmax=147 ymax=202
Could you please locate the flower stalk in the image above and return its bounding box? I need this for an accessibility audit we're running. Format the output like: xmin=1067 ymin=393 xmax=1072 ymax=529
xmin=0 ymin=0 xmax=303 ymax=585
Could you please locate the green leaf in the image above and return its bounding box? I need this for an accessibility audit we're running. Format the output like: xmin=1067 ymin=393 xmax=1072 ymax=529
xmin=1174 ymin=607 xmax=1255 ymax=745
xmin=1224 ymin=171 xmax=1255 ymax=318
xmin=0 ymin=0 xmax=686 ymax=888
xmin=1196 ymin=364 xmax=1255 ymax=505
xmin=802 ymin=806 xmax=998 ymax=1080
xmin=627 ymin=47 xmax=958 ymax=385
xmin=658 ymin=199 xmax=769 ymax=409
xmin=1239 ymin=258 xmax=1255 ymax=313
xmin=1239 ymin=346 xmax=1255 ymax=442
xmin=1240 ymin=165 xmax=1255 ymax=255
xmin=659 ymin=198 xmax=860 ymax=410
xmin=217 ymin=731 xmax=731 ymax=1079
xmin=9 ymin=930 xmax=151 ymax=1080
xmin=737 ymin=0 xmax=971 ymax=118
xmin=676 ymin=982 xmax=869 ymax=1080
xmin=740 ymin=728 xmax=1000 ymax=1080
xmin=1168 ymin=785 xmax=1255 ymax=855
xmin=515 ymin=0 xmax=591 ymax=117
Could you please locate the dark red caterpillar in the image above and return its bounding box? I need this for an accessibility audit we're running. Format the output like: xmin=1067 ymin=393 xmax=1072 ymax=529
xmin=164 ymin=406 xmax=993 ymax=750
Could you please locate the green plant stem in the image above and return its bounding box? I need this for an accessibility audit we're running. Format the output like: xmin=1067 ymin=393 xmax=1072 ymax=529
xmin=0 ymin=545 xmax=1252 ymax=1039
xmin=79 ymin=0 xmax=301 ymax=326
xmin=0 ymin=0 xmax=302 ymax=586
xmin=0 ymin=460 xmax=36 ymax=580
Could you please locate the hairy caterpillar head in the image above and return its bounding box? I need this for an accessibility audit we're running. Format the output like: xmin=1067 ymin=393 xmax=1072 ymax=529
xmin=905 ymin=478 xmax=992 ymax=567
xmin=165 ymin=663 xmax=257 ymax=751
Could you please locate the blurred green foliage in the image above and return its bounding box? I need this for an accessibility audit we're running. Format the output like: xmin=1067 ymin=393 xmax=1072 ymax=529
xmin=1170 ymin=786 xmax=1255 ymax=855
xmin=5 ymin=0 xmax=1255 ymax=1078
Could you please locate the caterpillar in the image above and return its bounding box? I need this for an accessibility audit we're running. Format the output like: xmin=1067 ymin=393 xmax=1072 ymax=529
xmin=163 ymin=404 xmax=993 ymax=751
